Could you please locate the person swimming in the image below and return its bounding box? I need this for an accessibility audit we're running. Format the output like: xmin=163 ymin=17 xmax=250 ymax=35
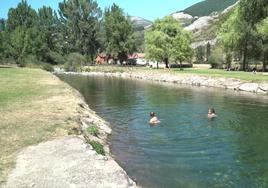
xmin=207 ymin=108 xmax=217 ymax=119
xmin=149 ymin=112 xmax=160 ymax=124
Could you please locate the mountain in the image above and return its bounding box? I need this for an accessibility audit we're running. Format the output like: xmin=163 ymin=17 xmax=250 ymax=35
xmin=130 ymin=16 xmax=152 ymax=31
xmin=130 ymin=17 xmax=152 ymax=52
xmin=183 ymin=0 xmax=238 ymax=17
xmin=187 ymin=2 xmax=238 ymax=44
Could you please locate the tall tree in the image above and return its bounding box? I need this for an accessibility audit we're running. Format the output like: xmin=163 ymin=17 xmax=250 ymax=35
xmin=218 ymin=0 xmax=268 ymax=71
xmin=6 ymin=27 xmax=31 ymax=64
xmin=206 ymin=42 xmax=211 ymax=62
xmin=59 ymin=0 xmax=102 ymax=60
xmin=170 ymin=29 xmax=192 ymax=70
xmin=218 ymin=7 xmax=249 ymax=71
xmin=6 ymin=0 xmax=37 ymax=31
xmin=103 ymin=4 xmax=136 ymax=64
xmin=145 ymin=16 xmax=192 ymax=68
xmin=257 ymin=17 xmax=268 ymax=71
xmin=0 ymin=19 xmax=6 ymax=59
xmin=195 ymin=46 xmax=205 ymax=64
xmin=35 ymin=6 xmax=59 ymax=62
xmin=5 ymin=0 xmax=38 ymax=64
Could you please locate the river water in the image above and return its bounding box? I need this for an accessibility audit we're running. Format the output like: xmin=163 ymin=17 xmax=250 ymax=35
xmin=58 ymin=74 xmax=268 ymax=188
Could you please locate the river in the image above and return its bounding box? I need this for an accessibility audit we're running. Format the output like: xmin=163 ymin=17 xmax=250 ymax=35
xmin=58 ymin=74 xmax=268 ymax=188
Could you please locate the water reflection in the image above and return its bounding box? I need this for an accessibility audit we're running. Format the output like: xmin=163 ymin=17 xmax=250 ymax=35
xmin=58 ymin=74 xmax=268 ymax=188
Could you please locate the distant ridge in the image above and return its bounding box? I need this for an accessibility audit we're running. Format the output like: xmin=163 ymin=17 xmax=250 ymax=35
xmin=183 ymin=0 xmax=238 ymax=17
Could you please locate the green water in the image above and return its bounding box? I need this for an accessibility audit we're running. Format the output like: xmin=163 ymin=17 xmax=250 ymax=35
xmin=58 ymin=74 xmax=268 ymax=188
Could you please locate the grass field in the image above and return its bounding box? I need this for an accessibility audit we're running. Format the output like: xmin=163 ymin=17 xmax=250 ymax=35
xmin=84 ymin=65 xmax=268 ymax=82
xmin=0 ymin=68 xmax=80 ymax=184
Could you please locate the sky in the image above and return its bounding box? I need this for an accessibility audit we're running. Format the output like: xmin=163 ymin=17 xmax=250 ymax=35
xmin=0 ymin=0 xmax=203 ymax=21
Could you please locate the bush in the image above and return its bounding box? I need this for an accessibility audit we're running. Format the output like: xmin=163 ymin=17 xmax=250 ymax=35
xmin=86 ymin=126 xmax=99 ymax=137
xmin=20 ymin=55 xmax=40 ymax=68
xmin=64 ymin=53 xmax=86 ymax=72
xmin=88 ymin=141 xmax=105 ymax=155
xmin=208 ymin=48 xmax=225 ymax=69
xmin=42 ymin=63 xmax=54 ymax=72
xmin=46 ymin=51 xmax=66 ymax=65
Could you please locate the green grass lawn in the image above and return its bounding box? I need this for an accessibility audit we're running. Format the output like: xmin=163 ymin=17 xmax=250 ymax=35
xmin=0 ymin=68 xmax=79 ymax=185
xmin=172 ymin=68 xmax=268 ymax=82
xmin=84 ymin=65 xmax=268 ymax=82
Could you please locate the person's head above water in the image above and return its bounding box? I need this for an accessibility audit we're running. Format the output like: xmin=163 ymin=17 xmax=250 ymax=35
xmin=150 ymin=112 xmax=156 ymax=117
xmin=149 ymin=112 xmax=160 ymax=124
xmin=208 ymin=108 xmax=216 ymax=114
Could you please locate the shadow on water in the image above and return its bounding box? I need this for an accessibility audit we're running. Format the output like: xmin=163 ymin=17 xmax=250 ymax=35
xmin=58 ymin=74 xmax=268 ymax=188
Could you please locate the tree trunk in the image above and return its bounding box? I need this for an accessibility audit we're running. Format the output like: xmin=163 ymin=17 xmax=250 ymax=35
xmin=156 ymin=62 xmax=159 ymax=69
xmin=164 ymin=58 xmax=169 ymax=68
xmin=180 ymin=60 xmax=183 ymax=71
xmin=242 ymin=40 xmax=248 ymax=72
xmin=263 ymin=59 xmax=267 ymax=72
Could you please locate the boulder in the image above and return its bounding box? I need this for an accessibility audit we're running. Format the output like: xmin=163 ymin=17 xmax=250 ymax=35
xmin=259 ymin=84 xmax=268 ymax=92
xmin=238 ymin=83 xmax=259 ymax=92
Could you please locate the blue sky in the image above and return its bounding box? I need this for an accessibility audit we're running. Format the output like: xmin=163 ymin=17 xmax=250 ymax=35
xmin=0 ymin=0 xmax=203 ymax=21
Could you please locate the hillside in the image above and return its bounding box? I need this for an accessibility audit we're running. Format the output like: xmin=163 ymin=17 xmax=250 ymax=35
xmin=130 ymin=16 xmax=152 ymax=31
xmin=130 ymin=17 xmax=152 ymax=52
xmin=184 ymin=2 xmax=238 ymax=44
xmin=183 ymin=0 xmax=238 ymax=17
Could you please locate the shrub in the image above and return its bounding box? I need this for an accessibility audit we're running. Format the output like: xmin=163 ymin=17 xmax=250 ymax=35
xmin=46 ymin=51 xmax=66 ymax=65
xmin=20 ymin=55 xmax=40 ymax=68
xmin=64 ymin=53 xmax=86 ymax=72
xmin=42 ymin=63 xmax=54 ymax=72
xmin=86 ymin=126 xmax=99 ymax=137
xmin=208 ymin=48 xmax=225 ymax=69
xmin=88 ymin=141 xmax=105 ymax=155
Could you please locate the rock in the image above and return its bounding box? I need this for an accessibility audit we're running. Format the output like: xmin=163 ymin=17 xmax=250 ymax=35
xmin=4 ymin=137 xmax=137 ymax=188
xmin=259 ymin=84 xmax=268 ymax=91
xmin=185 ymin=16 xmax=214 ymax=31
xmin=256 ymin=88 xmax=267 ymax=94
xmin=239 ymin=83 xmax=259 ymax=92
xmin=225 ymin=81 xmax=242 ymax=90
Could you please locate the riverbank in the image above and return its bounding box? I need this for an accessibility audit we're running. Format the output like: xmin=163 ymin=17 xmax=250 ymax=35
xmin=0 ymin=68 xmax=137 ymax=187
xmin=58 ymin=66 xmax=268 ymax=94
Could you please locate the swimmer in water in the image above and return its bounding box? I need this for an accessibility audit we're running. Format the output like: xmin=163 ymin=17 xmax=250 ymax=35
xmin=149 ymin=112 xmax=160 ymax=124
xmin=207 ymin=108 xmax=217 ymax=119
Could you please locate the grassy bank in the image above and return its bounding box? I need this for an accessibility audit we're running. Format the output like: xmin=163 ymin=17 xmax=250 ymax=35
xmin=83 ymin=66 xmax=268 ymax=82
xmin=0 ymin=68 xmax=80 ymax=184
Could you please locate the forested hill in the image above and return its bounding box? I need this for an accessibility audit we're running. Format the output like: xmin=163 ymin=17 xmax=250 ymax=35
xmin=183 ymin=0 xmax=238 ymax=17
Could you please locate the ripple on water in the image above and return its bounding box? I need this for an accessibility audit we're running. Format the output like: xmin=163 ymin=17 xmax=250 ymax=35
xmin=58 ymin=74 xmax=268 ymax=188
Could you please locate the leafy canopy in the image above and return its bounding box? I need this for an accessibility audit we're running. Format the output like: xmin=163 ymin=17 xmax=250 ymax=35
xmin=145 ymin=16 xmax=192 ymax=65
xmin=103 ymin=4 xmax=136 ymax=63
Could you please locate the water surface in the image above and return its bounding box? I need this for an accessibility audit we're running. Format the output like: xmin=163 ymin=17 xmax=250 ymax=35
xmin=58 ymin=74 xmax=268 ymax=188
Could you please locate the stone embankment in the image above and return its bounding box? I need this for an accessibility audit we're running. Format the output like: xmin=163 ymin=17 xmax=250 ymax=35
xmin=3 ymin=77 xmax=137 ymax=188
xmin=63 ymin=71 xmax=268 ymax=94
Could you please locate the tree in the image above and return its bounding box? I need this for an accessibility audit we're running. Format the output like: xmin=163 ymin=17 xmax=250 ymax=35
xmin=35 ymin=6 xmax=60 ymax=62
xmin=145 ymin=16 xmax=192 ymax=68
xmin=218 ymin=7 xmax=249 ymax=71
xmin=6 ymin=0 xmax=37 ymax=31
xmin=59 ymin=0 xmax=102 ymax=60
xmin=218 ymin=0 xmax=268 ymax=71
xmin=6 ymin=26 xmax=30 ymax=64
xmin=206 ymin=42 xmax=211 ymax=62
xmin=4 ymin=0 xmax=39 ymax=65
xmin=239 ymin=0 xmax=268 ymax=71
xmin=0 ymin=19 xmax=5 ymax=32
xmin=257 ymin=17 xmax=268 ymax=71
xmin=170 ymin=29 xmax=192 ymax=70
xmin=195 ymin=46 xmax=205 ymax=64
xmin=103 ymin=4 xmax=136 ymax=64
